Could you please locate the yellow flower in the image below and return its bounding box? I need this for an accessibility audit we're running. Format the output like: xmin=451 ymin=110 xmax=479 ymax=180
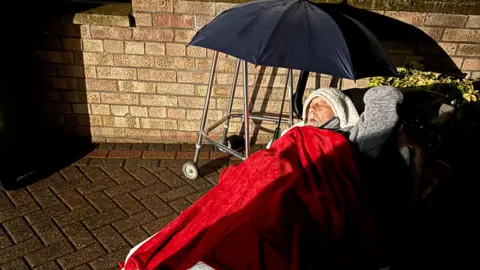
xmin=463 ymin=89 xmax=479 ymax=102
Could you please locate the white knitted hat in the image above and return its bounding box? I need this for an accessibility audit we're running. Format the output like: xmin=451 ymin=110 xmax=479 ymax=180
xmin=267 ymin=88 xmax=361 ymax=148
xmin=302 ymin=87 xmax=360 ymax=129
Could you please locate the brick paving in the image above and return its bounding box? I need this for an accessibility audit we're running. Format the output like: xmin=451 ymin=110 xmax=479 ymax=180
xmin=0 ymin=143 xmax=263 ymax=269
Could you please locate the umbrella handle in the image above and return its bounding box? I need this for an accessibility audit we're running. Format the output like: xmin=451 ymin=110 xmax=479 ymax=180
xmin=293 ymin=71 xmax=309 ymax=120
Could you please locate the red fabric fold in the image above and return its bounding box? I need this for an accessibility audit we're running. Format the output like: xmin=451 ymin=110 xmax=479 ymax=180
xmin=123 ymin=127 xmax=378 ymax=270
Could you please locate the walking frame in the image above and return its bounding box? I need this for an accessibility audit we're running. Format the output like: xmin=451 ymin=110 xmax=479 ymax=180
xmin=182 ymin=51 xmax=295 ymax=180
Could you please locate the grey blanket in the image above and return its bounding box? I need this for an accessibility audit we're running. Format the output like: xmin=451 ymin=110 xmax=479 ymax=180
xmin=348 ymin=86 xmax=404 ymax=157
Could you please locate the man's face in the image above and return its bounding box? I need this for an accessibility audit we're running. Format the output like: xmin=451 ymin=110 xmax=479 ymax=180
xmin=306 ymin=97 xmax=335 ymax=127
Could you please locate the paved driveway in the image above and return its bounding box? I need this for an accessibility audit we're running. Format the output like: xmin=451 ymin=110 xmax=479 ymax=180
xmin=0 ymin=143 xmax=260 ymax=269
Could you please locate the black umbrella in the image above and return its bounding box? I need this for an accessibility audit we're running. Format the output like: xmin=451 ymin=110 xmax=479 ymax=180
xmin=189 ymin=0 xmax=398 ymax=80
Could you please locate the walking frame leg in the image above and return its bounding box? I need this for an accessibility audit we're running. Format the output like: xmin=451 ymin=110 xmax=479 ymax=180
xmin=288 ymin=69 xmax=294 ymax=127
xmin=242 ymin=60 xmax=251 ymax=158
xmin=194 ymin=51 xmax=218 ymax=164
xmin=276 ymin=69 xmax=291 ymax=129
xmin=221 ymin=58 xmax=241 ymax=145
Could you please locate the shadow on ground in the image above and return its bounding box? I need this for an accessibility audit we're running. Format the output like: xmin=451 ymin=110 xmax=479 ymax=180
xmin=0 ymin=2 xmax=102 ymax=190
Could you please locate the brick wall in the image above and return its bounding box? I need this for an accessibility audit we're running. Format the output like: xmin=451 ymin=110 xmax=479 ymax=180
xmin=33 ymin=13 xmax=91 ymax=139
xmin=34 ymin=1 xmax=480 ymax=144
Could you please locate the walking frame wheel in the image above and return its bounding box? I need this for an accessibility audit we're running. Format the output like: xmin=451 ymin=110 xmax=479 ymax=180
xmin=182 ymin=161 xmax=199 ymax=180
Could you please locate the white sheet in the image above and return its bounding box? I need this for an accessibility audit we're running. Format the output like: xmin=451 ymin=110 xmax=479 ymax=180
xmin=121 ymin=232 xmax=214 ymax=270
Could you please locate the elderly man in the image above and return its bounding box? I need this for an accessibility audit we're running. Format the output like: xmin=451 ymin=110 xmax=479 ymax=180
xmin=122 ymin=86 xmax=405 ymax=270
xmin=268 ymin=86 xmax=404 ymax=158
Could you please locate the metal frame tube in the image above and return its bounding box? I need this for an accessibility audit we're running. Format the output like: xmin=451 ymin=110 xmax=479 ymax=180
xmin=288 ymin=69 xmax=294 ymax=126
xmin=221 ymin=58 xmax=241 ymax=145
xmin=193 ymin=51 xmax=218 ymax=164
xmin=249 ymin=115 xmax=291 ymax=124
xmin=206 ymin=114 xmax=291 ymax=134
xmin=276 ymin=69 xmax=291 ymax=128
xmin=242 ymin=60 xmax=250 ymax=157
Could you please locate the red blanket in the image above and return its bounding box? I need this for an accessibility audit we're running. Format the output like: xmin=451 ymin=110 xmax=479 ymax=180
xmin=122 ymin=127 xmax=380 ymax=270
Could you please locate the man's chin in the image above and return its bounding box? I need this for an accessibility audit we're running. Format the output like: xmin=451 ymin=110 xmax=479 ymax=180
xmin=305 ymin=121 xmax=323 ymax=128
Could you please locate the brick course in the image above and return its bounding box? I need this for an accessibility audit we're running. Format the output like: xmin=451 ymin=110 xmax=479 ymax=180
xmin=424 ymin=13 xmax=468 ymax=27
xmin=132 ymin=0 xmax=173 ymax=12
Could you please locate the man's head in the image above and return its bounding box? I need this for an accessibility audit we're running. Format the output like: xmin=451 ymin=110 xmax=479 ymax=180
xmin=306 ymin=97 xmax=335 ymax=127
xmin=302 ymin=87 xmax=360 ymax=129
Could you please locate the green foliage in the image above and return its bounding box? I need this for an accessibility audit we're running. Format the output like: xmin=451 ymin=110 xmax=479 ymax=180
xmin=368 ymin=61 xmax=479 ymax=103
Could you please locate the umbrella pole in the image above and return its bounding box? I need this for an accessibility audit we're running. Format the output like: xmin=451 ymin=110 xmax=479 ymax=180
xmin=242 ymin=60 xmax=250 ymax=158
xmin=293 ymin=71 xmax=309 ymax=120
xmin=288 ymin=69 xmax=294 ymax=126
xmin=193 ymin=51 xmax=218 ymax=164
xmin=221 ymin=58 xmax=241 ymax=145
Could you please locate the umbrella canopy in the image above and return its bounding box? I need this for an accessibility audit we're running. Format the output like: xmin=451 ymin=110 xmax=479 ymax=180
xmin=189 ymin=0 xmax=398 ymax=80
